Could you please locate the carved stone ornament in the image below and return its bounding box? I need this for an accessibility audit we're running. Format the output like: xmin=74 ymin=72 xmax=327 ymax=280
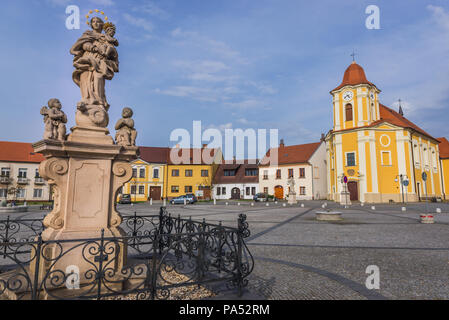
xmin=115 ymin=107 xmax=137 ymax=146
xmin=40 ymin=99 xmax=68 ymax=141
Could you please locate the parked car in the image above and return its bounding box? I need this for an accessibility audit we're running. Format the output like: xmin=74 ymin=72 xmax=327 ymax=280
xmin=170 ymin=195 xmax=189 ymax=205
xmin=119 ymin=194 xmax=131 ymax=204
xmin=185 ymin=193 xmax=198 ymax=204
xmin=253 ymin=193 xmax=275 ymax=202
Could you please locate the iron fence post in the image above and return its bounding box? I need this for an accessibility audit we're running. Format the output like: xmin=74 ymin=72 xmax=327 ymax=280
xmin=150 ymin=234 xmax=159 ymax=300
xmin=96 ymin=229 xmax=105 ymax=300
xmin=2 ymin=216 xmax=10 ymax=259
xmin=31 ymin=234 xmax=43 ymax=300
xmin=237 ymin=218 xmax=244 ymax=297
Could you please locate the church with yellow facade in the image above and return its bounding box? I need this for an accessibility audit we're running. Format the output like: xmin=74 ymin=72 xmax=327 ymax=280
xmin=325 ymin=61 xmax=443 ymax=203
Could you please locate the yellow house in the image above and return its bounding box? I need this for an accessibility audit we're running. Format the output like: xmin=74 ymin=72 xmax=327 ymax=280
xmin=120 ymin=147 xmax=169 ymax=202
xmin=326 ymin=61 xmax=443 ymax=203
xmin=165 ymin=147 xmax=222 ymax=200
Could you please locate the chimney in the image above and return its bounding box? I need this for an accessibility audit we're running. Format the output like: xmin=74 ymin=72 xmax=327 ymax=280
xmin=321 ymin=133 xmax=325 ymax=142
xmin=280 ymin=139 xmax=285 ymax=148
xmin=202 ymin=144 xmax=208 ymax=148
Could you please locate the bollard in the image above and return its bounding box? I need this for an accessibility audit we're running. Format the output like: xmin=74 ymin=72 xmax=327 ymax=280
xmin=226 ymin=202 xmax=228 ymax=206
xmin=150 ymin=198 xmax=153 ymax=206
xmin=275 ymin=201 xmax=278 ymax=204
xmin=266 ymin=203 xmax=269 ymax=207
xmin=301 ymin=203 xmax=304 ymax=208
xmin=163 ymin=198 xmax=166 ymax=206
xmin=360 ymin=203 xmax=364 ymax=207
xmin=251 ymin=203 xmax=254 ymax=207
xmin=283 ymin=203 xmax=286 ymax=207
xmin=214 ymin=198 xmax=216 ymax=205
xmin=436 ymin=208 xmax=441 ymax=214
xmin=184 ymin=198 xmax=187 ymax=205
xmin=371 ymin=206 xmax=375 ymax=210
xmin=401 ymin=207 xmax=406 ymax=212
xmin=238 ymin=203 xmax=241 ymax=206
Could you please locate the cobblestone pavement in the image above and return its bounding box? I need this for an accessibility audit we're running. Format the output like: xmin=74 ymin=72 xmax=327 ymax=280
xmin=4 ymin=200 xmax=449 ymax=300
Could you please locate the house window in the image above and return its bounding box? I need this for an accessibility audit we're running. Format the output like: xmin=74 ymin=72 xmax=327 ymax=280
xmin=172 ymin=169 xmax=179 ymax=177
xmin=33 ymin=189 xmax=43 ymax=198
xmin=16 ymin=189 xmax=26 ymax=198
xmin=288 ymin=169 xmax=294 ymax=178
xmin=300 ymin=187 xmax=306 ymax=195
xmin=1 ymin=168 xmax=10 ymax=177
xmin=345 ymin=104 xmax=353 ymax=122
xmin=18 ymin=168 xmax=27 ymax=178
xmin=346 ymin=152 xmax=356 ymax=167
xmin=185 ymin=170 xmax=193 ymax=177
xmin=276 ymin=169 xmax=281 ymax=179
xmin=222 ymin=187 xmax=226 ymax=195
xmin=132 ymin=168 xmax=137 ymax=178
xmin=139 ymin=168 xmax=145 ymax=178
xmin=139 ymin=186 xmax=145 ymax=194
xmin=299 ymin=168 xmax=305 ymax=178
xmin=381 ymin=151 xmax=391 ymax=166
xmin=0 ymin=189 xmax=7 ymax=198
xmin=185 ymin=186 xmax=193 ymax=193
xmin=263 ymin=187 xmax=268 ymax=194
xmin=131 ymin=186 xmax=137 ymax=194
xmin=263 ymin=170 xmax=268 ymax=180
xmin=251 ymin=187 xmax=256 ymax=195
xmin=35 ymin=169 xmax=41 ymax=178
xmin=246 ymin=187 xmax=250 ymax=196
xmin=153 ymin=168 xmax=159 ymax=179
xmin=171 ymin=186 xmax=179 ymax=193
xmin=245 ymin=169 xmax=258 ymax=176
xmin=224 ymin=170 xmax=236 ymax=176
xmin=217 ymin=187 xmax=221 ymax=196
xmin=201 ymin=170 xmax=209 ymax=177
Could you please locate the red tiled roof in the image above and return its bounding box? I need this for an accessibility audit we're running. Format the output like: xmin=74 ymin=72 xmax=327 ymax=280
xmin=167 ymin=148 xmax=220 ymax=165
xmin=437 ymin=137 xmax=449 ymax=159
xmin=332 ymin=61 xmax=376 ymax=92
xmin=213 ymin=160 xmax=259 ymax=184
xmin=330 ymin=104 xmax=437 ymax=141
xmin=0 ymin=141 xmax=45 ymax=163
xmin=377 ymin=104 xmax=436 ymax=140
xmin=261 ymin=142 xmax=321 ymax=166
xmin=138 ymin=147 xmax=170 ymax=164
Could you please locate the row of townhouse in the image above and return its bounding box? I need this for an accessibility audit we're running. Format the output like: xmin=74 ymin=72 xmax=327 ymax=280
xmin=4 ymin=62 xmax=449 ymax=204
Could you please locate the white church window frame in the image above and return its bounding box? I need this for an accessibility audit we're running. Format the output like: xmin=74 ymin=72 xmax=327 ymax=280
xmin=380 ymin=151 xmax=392 ymax=166
xmin=345 ymin=151 xmax=357 ymax=167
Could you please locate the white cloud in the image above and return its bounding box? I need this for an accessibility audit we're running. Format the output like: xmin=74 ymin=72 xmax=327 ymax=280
xmin=135 ymin=2 xmax=169 ymax=20
xmin=123 ymin=13 xmax=153 ymax=32
xmin=224 ymin=99 xmax=271 ymax=110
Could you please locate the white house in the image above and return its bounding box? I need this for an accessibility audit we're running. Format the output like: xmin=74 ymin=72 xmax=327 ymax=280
xmin=0 ymin=141 xmax=51 ymax=203
xmin=212 ymin=160 xmax=259 ymax=200
xmin=259 ymin=139 xmax=327 ymax=200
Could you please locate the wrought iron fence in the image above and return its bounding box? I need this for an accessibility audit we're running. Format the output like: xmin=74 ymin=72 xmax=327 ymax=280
xmin=0 ymin=207 xmax=253 ymax=300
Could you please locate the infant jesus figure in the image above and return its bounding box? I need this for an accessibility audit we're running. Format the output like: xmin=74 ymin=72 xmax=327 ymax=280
xmin=115 ymin=107 xmax=137 ymax=147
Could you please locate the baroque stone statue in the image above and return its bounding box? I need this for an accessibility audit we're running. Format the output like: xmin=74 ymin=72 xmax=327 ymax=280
xmin=40 ymin=99 xmax=67 ymax=141
xmin=115 ymin=107 xmax=137 ymax=146
xmin=70 ymin=17 xmax=119 ymax=128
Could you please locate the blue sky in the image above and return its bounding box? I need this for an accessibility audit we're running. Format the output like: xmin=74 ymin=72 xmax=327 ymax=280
xmin=1 ymin=0 xmax=449 ymax=154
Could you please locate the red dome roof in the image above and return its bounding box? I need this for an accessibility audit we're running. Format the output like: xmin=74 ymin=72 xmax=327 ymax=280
xmin=332 ymin=61 xmax=376 ymax=92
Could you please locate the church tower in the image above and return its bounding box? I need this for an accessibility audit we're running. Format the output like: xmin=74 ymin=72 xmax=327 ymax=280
xmin=330 ymin=61 xmax=381 ymax=131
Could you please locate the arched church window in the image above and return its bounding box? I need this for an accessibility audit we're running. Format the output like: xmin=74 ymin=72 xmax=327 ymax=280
xmin=345 ymin=104 xmax=353 ymax=121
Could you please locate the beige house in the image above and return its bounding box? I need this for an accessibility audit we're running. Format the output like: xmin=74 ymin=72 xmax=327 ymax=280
xmin=0 ymin=141 xmax=51 ymax=203
xmin=259 ymin=140 xmax=327 ymax=200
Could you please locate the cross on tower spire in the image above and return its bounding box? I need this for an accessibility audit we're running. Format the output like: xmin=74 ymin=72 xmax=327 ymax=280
xmin=350 ymin=50 xmax=357 ymax=62
xmin=398 ymin=99 xmax=404 ymax=116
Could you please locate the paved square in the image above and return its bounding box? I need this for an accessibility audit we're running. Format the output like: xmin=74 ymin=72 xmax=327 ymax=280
xmin=10 ymin=200 xmax=449 ymax=300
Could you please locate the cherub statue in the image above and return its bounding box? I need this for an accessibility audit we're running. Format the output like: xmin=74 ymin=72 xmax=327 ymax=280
xmin=40 ymin=99 xmax=67 ymax=141
xmin=115 ymin=107 xmax=137 ymax=146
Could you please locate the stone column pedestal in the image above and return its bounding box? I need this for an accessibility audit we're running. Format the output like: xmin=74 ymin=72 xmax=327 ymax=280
xmin=31 ymin=127 xmax=137 ymax=291
xmin=288 ymin=192 xmax=297 ymax=205
xmin=340 ymin=191 xmax=351 ymax=206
